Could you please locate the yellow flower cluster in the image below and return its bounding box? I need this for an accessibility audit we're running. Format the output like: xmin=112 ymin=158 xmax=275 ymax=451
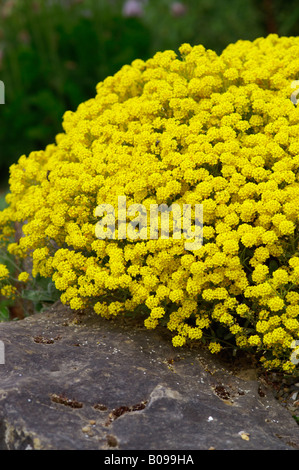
xmin=1 ymin=34 xmax=299 ymax=372
xmin=0 ymin=263 xmax=16 ymax=299
xmin=18 ymin=272 xmax=30 ymax=283
xmin=0 ymin=264 xmax=9 ymax=281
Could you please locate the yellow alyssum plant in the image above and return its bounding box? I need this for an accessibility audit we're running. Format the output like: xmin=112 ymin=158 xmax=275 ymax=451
xmin=1 ymin=34 xmax=299 ymax=373
xmin=0 ymin=263 xmax=16 ymax=299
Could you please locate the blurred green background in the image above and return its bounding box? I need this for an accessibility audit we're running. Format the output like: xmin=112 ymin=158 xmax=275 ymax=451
xmin=0 ymin=0 xmax=298 ymax=189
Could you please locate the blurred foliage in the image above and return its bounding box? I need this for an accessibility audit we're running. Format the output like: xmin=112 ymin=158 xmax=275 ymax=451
xmin=0 ymin=0 xmax=152 ymax=183
xmin=142 ymin=0 xmax=264 ymax=55
xmin=0 ymin=0 xmax=299 ymax=184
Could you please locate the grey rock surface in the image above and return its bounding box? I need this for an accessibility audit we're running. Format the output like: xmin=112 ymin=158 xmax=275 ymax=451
xmin=0 ymin=301 xmax=298 ymax=450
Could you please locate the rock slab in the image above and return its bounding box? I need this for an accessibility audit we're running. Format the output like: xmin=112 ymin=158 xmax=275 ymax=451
xmin=0 ymin=302 xmax=298 ymax=450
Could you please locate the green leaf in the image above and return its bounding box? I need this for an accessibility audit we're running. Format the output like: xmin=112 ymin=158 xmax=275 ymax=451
xmin=0 ymin=304 xmax=10 ymax=322
xmin=269 ymin=259 xmax=279 ymax=275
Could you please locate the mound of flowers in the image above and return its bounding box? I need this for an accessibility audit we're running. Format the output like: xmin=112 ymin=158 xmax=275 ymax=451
xmin=1 ymin=34 xmax=299 ymax=373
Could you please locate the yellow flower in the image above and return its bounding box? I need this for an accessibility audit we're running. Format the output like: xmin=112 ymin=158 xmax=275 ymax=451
xmin=18 ymin=272 xmax=30 ymax=283
xmin=0 ymin=285 xmax=16 ymax=299
xmin=209 ymin=342 xmax=222 ymax=354
xmin=252 ymin=264 xmax=269 ymax=284
xmin=248 ymin=335 xmax=262 ymax=347
xmin=0 ymin=264 xmax=9 ymax=281
xmin=267 ymin=297 xmax=285 ymax=312
xmin=150 ymin=307 xmax=165 ymax=319
xmin=172 ymin=335 xmax=186 ymax=347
